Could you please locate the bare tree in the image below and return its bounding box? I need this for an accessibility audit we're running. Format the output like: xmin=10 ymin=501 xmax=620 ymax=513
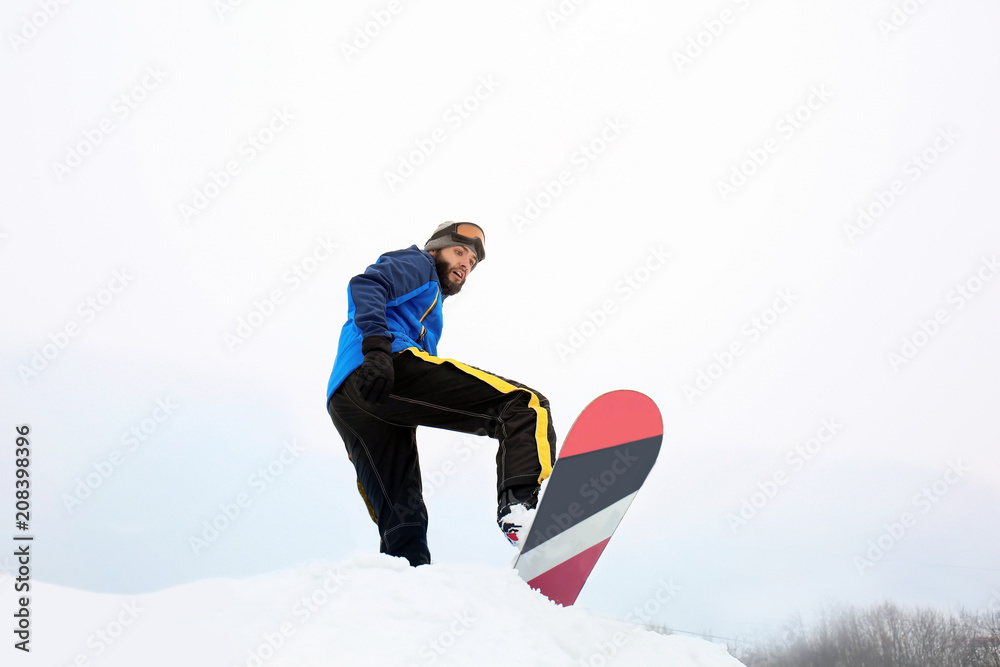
xmin=735 ymin=601 xmax=1000 ymax=667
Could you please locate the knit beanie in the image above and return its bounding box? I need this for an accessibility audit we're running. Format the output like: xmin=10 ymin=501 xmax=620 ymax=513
xmin=423 ymin=221 xmax=486 ymax=262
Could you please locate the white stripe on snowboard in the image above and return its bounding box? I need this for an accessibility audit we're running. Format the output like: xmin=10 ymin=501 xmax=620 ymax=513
xmin=514 ymin=492 xmax=638 ymax=584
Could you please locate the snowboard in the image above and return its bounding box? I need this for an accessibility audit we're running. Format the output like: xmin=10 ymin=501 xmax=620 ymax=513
xmin=513 ymin=390 xmax=662 ymax=606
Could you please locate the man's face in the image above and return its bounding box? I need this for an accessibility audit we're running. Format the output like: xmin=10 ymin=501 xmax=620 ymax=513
xmin=432 ymin=245 xmax=477 ymax=295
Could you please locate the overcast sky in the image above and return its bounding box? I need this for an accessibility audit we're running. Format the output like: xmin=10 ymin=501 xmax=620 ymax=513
xmin=3 ymin=0 xmax=999 ymax=644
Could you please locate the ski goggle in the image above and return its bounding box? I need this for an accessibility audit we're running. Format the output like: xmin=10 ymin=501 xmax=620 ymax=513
xmin=429 ymin=222 xmax=486 ymax=263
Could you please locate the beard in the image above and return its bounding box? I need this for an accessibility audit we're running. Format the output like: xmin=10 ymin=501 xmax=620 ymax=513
xmin=434 ymin=257 xmax=464 ymax=295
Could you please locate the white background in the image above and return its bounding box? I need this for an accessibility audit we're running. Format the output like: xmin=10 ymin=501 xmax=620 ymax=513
xmin=3 ymin=0 xmax=999 ymax=645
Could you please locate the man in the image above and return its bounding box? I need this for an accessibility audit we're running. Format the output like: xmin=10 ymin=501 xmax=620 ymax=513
xmin=326 ymin=221 xmax=557 ymax=566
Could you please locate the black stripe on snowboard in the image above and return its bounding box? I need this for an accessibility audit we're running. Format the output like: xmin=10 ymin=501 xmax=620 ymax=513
xmin=522 ymin=435 xmax=661 ymax=553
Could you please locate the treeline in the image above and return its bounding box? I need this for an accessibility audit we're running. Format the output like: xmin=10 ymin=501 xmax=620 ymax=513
xmin=734 ymin=602 xmax=1000 ymax=667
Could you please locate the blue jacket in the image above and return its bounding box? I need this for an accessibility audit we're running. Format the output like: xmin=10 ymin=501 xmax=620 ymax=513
xmin=327 ymin=245 xmax=445 ymax=401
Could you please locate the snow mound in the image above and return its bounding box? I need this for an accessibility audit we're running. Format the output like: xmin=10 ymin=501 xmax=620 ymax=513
xmin=32 ymin=555 xmax=745 ymax=666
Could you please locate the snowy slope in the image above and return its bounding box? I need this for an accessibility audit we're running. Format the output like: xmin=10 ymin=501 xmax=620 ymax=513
xmin=29 ymin=555 xmax=745 ymax=667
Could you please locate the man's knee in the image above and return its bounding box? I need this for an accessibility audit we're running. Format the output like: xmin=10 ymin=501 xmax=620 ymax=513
xmin=507 ymin=384 xmax=548 ymax=411
xmin=529 ymin=387 xmax=550 ymax=408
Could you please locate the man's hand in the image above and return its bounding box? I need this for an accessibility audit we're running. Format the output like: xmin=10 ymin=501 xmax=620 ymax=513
xmin=355 ymin=336 xmax=394 ymax=405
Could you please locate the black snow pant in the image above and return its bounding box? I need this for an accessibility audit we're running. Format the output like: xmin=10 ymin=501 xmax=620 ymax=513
xmin=327 ymin=347 xmax=556 ymax=566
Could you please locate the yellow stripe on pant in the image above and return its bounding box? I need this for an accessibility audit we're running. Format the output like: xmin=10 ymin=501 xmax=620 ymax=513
xmin=404 ymin=347 xmax=553 ymax=483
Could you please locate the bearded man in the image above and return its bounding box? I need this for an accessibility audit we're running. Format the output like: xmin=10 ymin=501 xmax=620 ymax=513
xmin=326 ymin=222 xmax=557 ymax=566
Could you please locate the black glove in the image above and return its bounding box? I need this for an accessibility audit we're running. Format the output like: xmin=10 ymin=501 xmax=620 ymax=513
xmin=354 ymin=336 xmax=394 ymax=405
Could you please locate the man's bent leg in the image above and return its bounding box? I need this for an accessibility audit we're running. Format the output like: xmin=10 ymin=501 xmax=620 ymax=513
xmin=374 ymin=348 xmax=557 ymax=503
xmin=328 ymin=384 xmax=430 ymax=566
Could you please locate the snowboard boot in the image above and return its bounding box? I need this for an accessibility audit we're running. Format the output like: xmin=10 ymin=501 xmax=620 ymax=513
xmin=497 ymin=484 xmax=540 ymax=547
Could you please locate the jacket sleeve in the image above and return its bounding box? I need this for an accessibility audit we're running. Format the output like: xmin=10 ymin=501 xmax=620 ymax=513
xmin=348 ymin=249 xmax=432 ymax=343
